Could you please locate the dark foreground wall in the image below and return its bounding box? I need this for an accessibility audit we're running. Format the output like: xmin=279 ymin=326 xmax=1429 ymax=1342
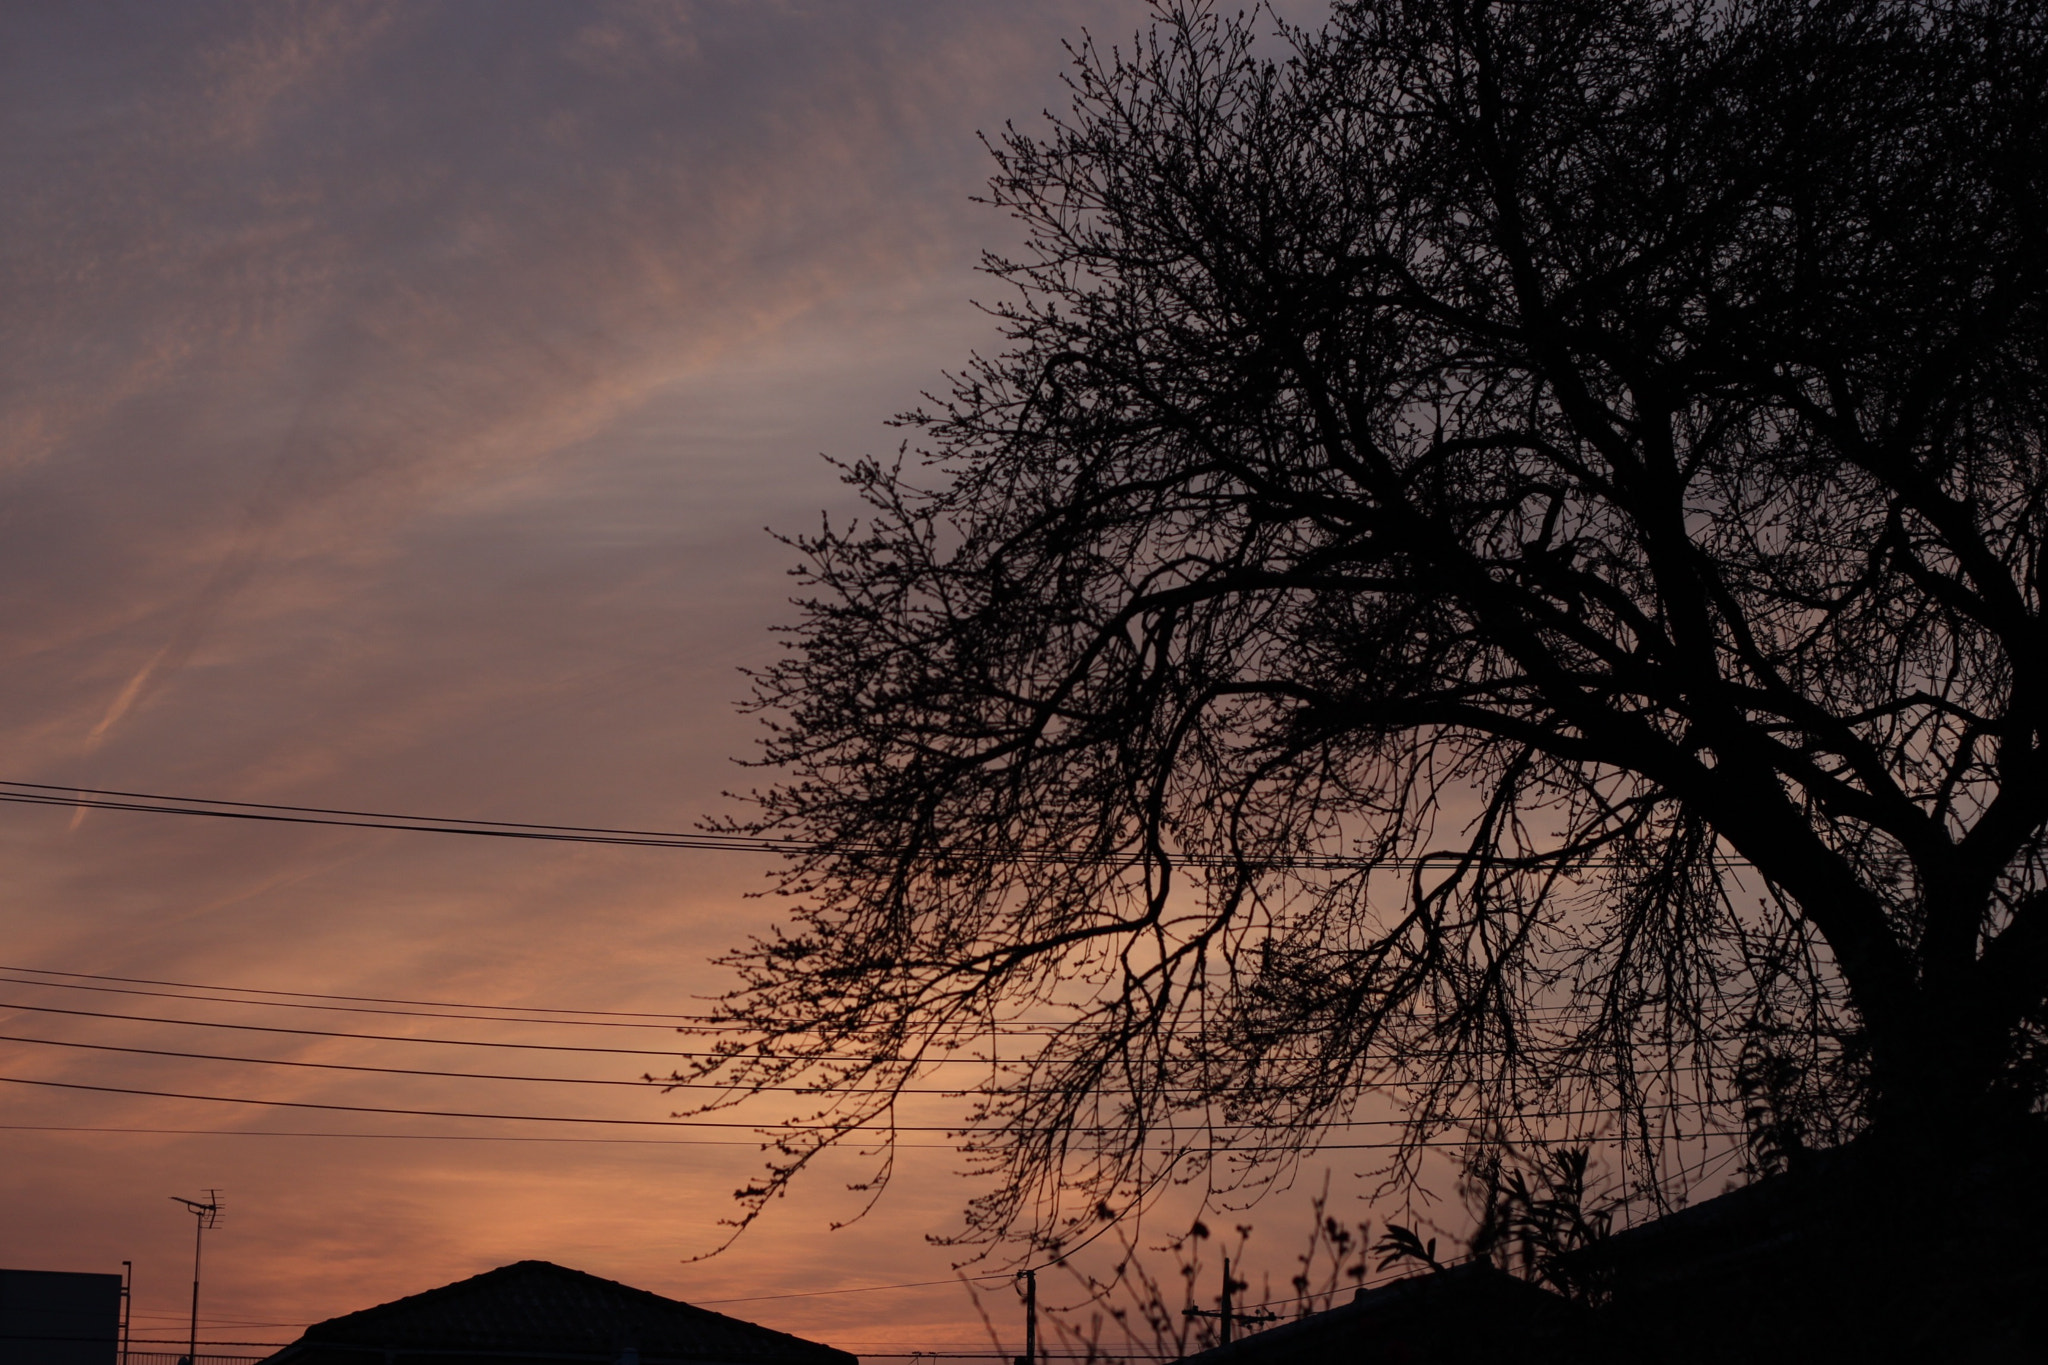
xmin=1581 ymin=1135 xmax=2048 ymax=1363
xmin=0 ymin=1269 xmax=121 ymax=1365
xmin=1170 ymin=1128 xmax=2048 ymax=1365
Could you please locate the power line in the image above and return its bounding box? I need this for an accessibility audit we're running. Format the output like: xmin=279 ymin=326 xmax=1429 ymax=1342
xmin=0 ymin=972 xmax=1087 ymax=1040
xmin=0 ymin=1034 xmax=675 ymax=1088
xmin=0 ymin=964 xmax=726 ymax=1023
xmin=0 ymin=1000 xmax=715 ymax=1058
xmin=0 ymin=1029 xmax=1727 ymax=1094
xmin=0 ymin=972 xmax=710 ymax=1030
xmin=0 ymin=997 xmax=1098 ymax=1063
xmin=0 ymin=1074 xmax=840 ymax=1128
xmin=0 ymin=782 xmax=781 ymax=852
xmin=0 ymin=996 xmax=1754 ymax=1065
xmin=0 ymin=779 xmax=1718 ymax=871
xmin=0 ymin=1123 xmax=931 ymax=1147
xmin=0 ymin=1080 xmax=1728 ymax=1146
xmin=0 ymin=1032 xmax=1067 ymax=1093
xmin=0 ymin=998 xmax=1761 ymax=1080
xmin=0 ymin=1117 xmax=1709 ymax=1155
xmin=693 ymin=1275 xmax=1014 ymax=1306
xmin=0 ymin=967 xmax=1633 ymax=1036
xmin=126 ymin=1315 xmax=306 ymax=1329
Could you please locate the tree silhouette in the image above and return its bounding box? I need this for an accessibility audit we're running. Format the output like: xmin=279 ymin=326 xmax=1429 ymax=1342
xmin=691 ymin=0 xmax=2048 ymax=1248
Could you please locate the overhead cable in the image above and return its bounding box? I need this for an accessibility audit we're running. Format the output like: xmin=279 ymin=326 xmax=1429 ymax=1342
xmin=0 ymin=1073 xmax=1724 ymax=1133
xmin=0 ymin=1031 xmax=1725 ymax=1095
xmin=0 ymin=963 xmax=720 ymax=1023
xmin=0 ymin=974 xmax=706 ymax=1031
xmin=0 ymin=1106 xmax=1718 ymax=1152
xmin=0 ymin=998 xmax=1748 ymax=1067
xmin=0 ymin=966 xmax=1615 ymax=1034
xmin=0 ymin=779 xmax=1718 ymax=870
xmin=0 ymin=1000 xmax=711 ymax=1057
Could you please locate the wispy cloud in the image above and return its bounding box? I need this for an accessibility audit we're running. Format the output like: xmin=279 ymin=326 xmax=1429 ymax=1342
xmin=0 ymin=0 xmax=1229 ymax=1349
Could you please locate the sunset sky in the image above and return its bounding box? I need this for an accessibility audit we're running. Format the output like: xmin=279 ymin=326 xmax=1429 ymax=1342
xmin=0 ymin=3 xmax=1386 ymax=1360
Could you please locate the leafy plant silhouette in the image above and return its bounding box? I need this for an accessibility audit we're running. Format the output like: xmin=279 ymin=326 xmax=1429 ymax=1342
xmin=1466 ymin=1147 xmax=1615 ymax=1304
xmin=1371 ymin=1223 xmax=1448 ymax=1275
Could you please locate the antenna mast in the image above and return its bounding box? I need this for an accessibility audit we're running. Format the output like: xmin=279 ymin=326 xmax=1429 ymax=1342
xmin=170 ymin=1190 xmax=222 ymax=1365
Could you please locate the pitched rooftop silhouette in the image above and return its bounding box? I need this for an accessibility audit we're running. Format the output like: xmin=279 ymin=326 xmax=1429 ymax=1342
xmin=1170 ymin=1262 xmax=1575 ymax=1365
xmin=259 ymin=1260 xmax=856 ymax=1365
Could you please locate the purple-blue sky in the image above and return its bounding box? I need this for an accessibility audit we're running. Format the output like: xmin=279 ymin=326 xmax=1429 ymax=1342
xmin=0 ymin=3 xmax=1367 ymax=1358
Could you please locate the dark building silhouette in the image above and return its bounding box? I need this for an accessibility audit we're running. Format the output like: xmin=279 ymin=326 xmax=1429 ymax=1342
xmin=257 ymin=1262 xmax=853 ymax=1365
xmin=1173 ymin=1135 xmax=2048 ymax=1364
xmin=1171 ymin=1263 xmax=1576 ymax=1365
xmin=0 ymin=1269 xmax=122 ymax=1365
xmin=1567 ymin=1139 xmax=2048 ymax=1362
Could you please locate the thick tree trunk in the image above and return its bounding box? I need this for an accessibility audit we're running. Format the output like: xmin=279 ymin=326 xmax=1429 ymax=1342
xmin=1866 ymin=984 xmax=2017 ymax=1151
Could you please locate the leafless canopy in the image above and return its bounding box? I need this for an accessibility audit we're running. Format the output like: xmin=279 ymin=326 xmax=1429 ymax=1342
xmin=691 ymin=0 xmax=2048 ymax=1249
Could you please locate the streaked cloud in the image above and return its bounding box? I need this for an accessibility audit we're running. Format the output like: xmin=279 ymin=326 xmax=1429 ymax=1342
xmin=0 ymin=1 xmax=1358 ymax=1353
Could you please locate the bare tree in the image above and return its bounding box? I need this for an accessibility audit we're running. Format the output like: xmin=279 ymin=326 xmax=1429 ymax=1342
xmin=686 ymin=0 xmax=2048 ymax=1250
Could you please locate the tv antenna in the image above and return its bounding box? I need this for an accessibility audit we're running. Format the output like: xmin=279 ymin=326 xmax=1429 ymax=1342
xmin=170 ymin=1191 xmax=222 ymax=1365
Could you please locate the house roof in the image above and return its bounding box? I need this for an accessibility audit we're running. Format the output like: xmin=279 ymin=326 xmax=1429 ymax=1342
xmin=1171 ymin=1262 xmax=1576 ymax=1365
xmin=260 ymin=1261 xmax=856 ymax=1365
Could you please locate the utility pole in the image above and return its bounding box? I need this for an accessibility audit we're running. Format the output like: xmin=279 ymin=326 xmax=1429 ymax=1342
xmin=1014 ymin=1268 xmax=1036 ymax=1365
xmin=170 ymin=1191 xmax=222 ymax=1365
xmin=1183 ymin=1255 xmax=1275 ymax=1348
xmin=119 ymin=1260 xmax=132 ymax=1365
